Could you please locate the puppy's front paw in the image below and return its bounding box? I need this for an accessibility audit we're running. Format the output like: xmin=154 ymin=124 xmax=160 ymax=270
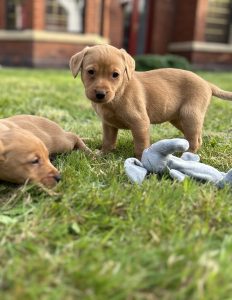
xmin=94 ymin=149 xmax=103 ymax=156
xmin=94 ymin=148 xmax=114 ymax=157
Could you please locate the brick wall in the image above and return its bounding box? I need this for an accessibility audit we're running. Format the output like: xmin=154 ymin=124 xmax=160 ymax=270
xmin=172 ymin=0 xmax=208 ymax=43
xmin=0 ymin=41 xmax=33 ymax=66
xmin=136 ymin=0 xmax=204 ymax=55
xmin=22 ymin=0 xmax=33 ymax=29
xmin=0 ymin=39 xmax=97 ymax=68
xmin=192 ymin=51 xmax=232 ymax=66
xmin=172 ymin=0 xmax=198 ymax=43
xmin=168 ymin=0 xmax=232 ymax=66
xmin=0 ymin=0 xmax=5 ymax=29
xmin=194 ymin=0 xmax=208 ymax=41
xmin=22 ymin=0 xmax=45 ymax=30
xmin=32 ymin=0 xmax=45 ymax=30
xmin=108 ymin=0 xmax=124 ymax=48
xmin=84 ymin=0 xmax=102 ymax=35
xmin=84 ymin=0 xmax=123 ymax=47
xmin=0 ymin=0 xmax=124 ymax=67
xmin=149 ymin=0 xmax=176 ymax=54
xmin=33 ymin=42 xmax=89 ymax=67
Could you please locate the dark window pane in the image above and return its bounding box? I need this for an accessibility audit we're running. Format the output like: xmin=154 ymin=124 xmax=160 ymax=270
xmin=205 ymin=0 xmax=232 ymax=43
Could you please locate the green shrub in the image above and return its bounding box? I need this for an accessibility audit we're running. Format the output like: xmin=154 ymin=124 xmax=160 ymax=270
xmin=135 ymin=54 xmax=191 ymax=71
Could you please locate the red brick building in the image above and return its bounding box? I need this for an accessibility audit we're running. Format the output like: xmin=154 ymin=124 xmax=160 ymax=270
xmin=128 ymin=0 xmax=232 ymax=68
xmin=1 ymin=0 xmax=232 ymax=68
xmin=0 ymin=0 xmax=124 ymax=67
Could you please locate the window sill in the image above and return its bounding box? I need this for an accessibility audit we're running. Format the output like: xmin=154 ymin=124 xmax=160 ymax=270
xmin=0 ymin=30 xmax=108 ymax=44
xmin=169 ymin=41 xmax=232 ymax=53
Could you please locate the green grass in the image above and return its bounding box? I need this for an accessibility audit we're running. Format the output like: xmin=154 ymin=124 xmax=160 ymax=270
xmin=0 ymin=68 xmax=232 ymax=300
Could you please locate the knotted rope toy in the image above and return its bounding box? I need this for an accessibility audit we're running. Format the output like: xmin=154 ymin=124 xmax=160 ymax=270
xmin=124 ymin=138 xmax=232 ymax=188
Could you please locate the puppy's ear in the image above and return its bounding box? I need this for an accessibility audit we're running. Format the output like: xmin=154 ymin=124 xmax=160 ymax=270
xmin=69 ymin=46 xmax=89 ymax=78
xmin=120 ymin=49 xmax=135 ymax=81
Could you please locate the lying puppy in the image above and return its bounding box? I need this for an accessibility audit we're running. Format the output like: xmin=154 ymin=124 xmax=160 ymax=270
xmin=70 ymin=44 xmax=232 ymax=158
xmin=0 ymin=115 xmax=91 ymax=187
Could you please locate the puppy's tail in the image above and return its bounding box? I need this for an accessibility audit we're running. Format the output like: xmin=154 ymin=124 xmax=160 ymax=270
xmin=210 ymin=83 xmax=232 ymax=101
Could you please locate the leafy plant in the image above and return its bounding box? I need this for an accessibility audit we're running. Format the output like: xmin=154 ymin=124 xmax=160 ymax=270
xmin=135 ymin=54 xmax=191 ymax=71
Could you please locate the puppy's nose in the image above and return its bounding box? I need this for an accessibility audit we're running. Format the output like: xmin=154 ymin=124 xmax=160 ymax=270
xmin=54 ymin=174 xmax=61 ymax=182
xmin=96 ymin=91 xmax=106 ymax=100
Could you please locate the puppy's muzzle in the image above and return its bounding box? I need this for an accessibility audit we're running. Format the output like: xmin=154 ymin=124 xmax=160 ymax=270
xmin=95 ymin=90 xmax=106 ymax=101
xmin=54 ymin=174 xmax=61 ymax=183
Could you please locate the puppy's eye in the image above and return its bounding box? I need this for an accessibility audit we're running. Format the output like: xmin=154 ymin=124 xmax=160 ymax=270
xmin=112 ymin=72 xmax=119 ymax=78
xmin=31 ymin=158 xmax=40 ymax=164
xmin=87 ymin=69 xmax=95 ymax=75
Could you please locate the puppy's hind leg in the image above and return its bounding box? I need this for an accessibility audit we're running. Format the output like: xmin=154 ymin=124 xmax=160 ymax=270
xmin=171 ymin=118 xmax=202 ymax=153
xmin=178 ymin=108 xmax=204 ymax=153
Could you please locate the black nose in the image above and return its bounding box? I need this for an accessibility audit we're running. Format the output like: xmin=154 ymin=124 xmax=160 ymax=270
xmin=54 ymin=174 xmax=61 ymax=182
xmin=96 ymin=91 xmax=106 ymax=100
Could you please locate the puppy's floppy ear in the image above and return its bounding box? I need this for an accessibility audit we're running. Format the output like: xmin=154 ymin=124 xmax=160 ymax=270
xmin=120 ymin=49 xmax=135 ymax=81
xmin=69 ymin=46 xmax=89 ymax=78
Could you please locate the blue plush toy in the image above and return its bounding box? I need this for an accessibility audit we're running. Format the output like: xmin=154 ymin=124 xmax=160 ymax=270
xmin=124 ymin=138 xmax=232 ymax=188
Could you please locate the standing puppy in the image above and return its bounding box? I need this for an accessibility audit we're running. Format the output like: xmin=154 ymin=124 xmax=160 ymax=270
xmin=70 ymin=44 xmax=232 ymax=158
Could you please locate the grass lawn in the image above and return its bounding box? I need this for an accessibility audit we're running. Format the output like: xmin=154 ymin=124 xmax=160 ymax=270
xmin=0 ymin=67 xmax=232 ymax=300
